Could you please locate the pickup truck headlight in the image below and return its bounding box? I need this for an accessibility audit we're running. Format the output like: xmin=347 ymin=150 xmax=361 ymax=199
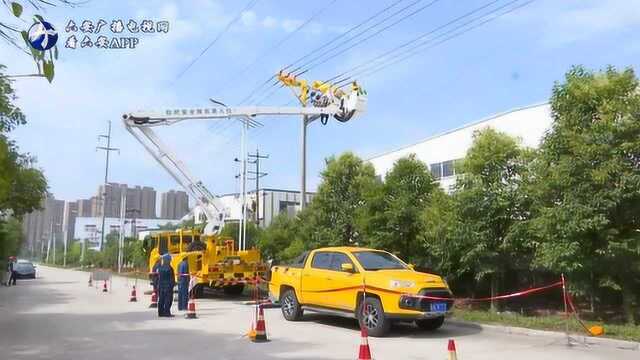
xmin=389 ymin=280 xmax=415 ymax=289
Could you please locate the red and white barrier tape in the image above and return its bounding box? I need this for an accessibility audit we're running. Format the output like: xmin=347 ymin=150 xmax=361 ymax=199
xmin=401 ymin=281 xmax=563 ymax=302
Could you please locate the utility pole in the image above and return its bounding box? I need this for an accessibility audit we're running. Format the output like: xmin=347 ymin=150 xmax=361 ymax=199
xmin=118 ymin=192 xmax=126 ymax=273
xmin=96 ymin=120 xmax=119 ymax=251
xmin=45 ymin=221 xmax=53 ymax=263
xmin=234 ymin=131 xmax=248 ymax=251
xmin=248 ymin=148 xmax=268 ymax=224
xmin=300 ymin=115 xmax=307 ymax=210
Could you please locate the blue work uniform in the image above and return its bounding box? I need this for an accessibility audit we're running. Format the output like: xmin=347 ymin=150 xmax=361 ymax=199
xmin=151 ymin=260 xmax=160 ymax=291
xmin=157 ymin=256 xmax=175 ymax=317
xmin=177 ymin=259 xmax=189 ymax=310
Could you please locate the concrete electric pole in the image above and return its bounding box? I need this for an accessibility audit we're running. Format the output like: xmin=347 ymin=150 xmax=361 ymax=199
xmin=96 ymin=120 xmax=119 ymax=251
xmin=248 ymin=148 xmax=268 ymax=224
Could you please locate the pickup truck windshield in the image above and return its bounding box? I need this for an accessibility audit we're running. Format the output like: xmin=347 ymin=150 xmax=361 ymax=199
xmin=353 ymin=251 xmax=407 ymax=270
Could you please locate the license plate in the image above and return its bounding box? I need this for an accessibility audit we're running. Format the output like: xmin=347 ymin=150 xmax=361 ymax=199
xmin=430 ymin=302 xmax=447 ymax=313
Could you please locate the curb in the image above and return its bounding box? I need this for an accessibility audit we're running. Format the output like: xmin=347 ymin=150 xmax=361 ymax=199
xmin=448 ymin=319 xmax=639 ymax=351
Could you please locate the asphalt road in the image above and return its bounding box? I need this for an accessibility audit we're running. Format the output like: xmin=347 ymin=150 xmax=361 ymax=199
xmin=0 ymin=266 xmax=637 ymax=360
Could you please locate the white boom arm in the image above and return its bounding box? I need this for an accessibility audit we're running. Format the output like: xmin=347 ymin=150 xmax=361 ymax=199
xmin=123 ymin=89 xmax=366 ymax=235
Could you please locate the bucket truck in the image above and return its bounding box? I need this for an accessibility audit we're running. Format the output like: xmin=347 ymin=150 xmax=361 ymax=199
xmin=123 ymin=75 xmax=367 ymax=296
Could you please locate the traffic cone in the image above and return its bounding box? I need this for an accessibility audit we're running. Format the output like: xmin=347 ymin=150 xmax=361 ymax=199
xmin=88 ymin=275 xmax=92 ymax=287
xmin=185 ymin=296 xmax=197 ymax=319
xmin=246 ymin=321 xmax=256 ymax=340
xmin=447 ymin=339 xmax=458 ymax=360
xmin=252 ymin=304 xmax=269 ymax=342
xmin=357 ymin=326 xmax=372 ymax=360
xmin=129 ymin=285 xmax=138 ymax=302
xmin=102 ymin=280 xmax=108 ymax=293
xmin=149 ymin=289 xmax=158 ymax=308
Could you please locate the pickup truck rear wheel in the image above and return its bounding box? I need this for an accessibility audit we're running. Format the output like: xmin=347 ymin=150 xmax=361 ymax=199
xmin=415 ymin=316 xmax=445 ymax=330
xmin=281 ymin=289 xmax=303 ymax=321
xmin=357 ymin=297 xmax=391 ymax=337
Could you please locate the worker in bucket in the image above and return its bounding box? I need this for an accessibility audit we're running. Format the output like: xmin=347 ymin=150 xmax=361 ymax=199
xmin=157 ymin=253 xmax=176 ymax=317
xmin=177 ymin=257 xmax=189 ymax=311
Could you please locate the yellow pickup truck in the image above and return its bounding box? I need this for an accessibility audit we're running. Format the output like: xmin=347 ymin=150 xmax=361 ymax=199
xmin=269 ymin=247 xmax=454 ymax=336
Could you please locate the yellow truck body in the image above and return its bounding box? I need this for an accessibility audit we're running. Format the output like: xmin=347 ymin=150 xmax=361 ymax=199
xmin=269 ymin=246 xmax=454 ymax=336
xmin=147 ymin=229 xmax=267 ymax=296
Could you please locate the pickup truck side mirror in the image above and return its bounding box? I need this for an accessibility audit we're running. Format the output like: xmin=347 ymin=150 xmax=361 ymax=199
xmin=340 ymin=263 xmax=354 ymax=273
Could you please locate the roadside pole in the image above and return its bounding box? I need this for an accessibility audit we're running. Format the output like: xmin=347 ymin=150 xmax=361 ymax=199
xmin=300 ymin=115 xmax=307 ymax=210
xmin=117 ymin=191 xmax=126 ymax=273
xmin=96 ymin=120 xmax=119 ymax=252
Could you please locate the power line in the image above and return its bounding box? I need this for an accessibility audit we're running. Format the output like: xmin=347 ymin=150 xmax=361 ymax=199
xmin=236 ymin=0 xmax=408 ymax=105
xmin=290 ymin=0 xmax=441 ymax=76
xmin=281 ymin=0 xmax=407 ymax=72
xmin=342 ymin=0 xmax=537 ymax=84
xmin=247 ymin=148 xmax=269 ymax=223
xmin=322 ymin=0 xmax=503 ymax=85
xmin=174 ymin=0 xmax=260 ymax=83
xmin=242 ymin=0 xmax=440 ymax=104
xmin=214 ymin=0 xmax=338 ymax=98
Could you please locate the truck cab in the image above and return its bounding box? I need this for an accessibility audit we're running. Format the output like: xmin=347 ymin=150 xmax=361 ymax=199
xmin=269 ymin=247 xmax=454 ymax=337
xmin=145 ymin=229 xmax=267 ymax=297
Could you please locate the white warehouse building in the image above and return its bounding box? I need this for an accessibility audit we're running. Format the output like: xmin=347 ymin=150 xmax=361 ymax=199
xmin=367 ymin=103 xmax=553 ymax=191
xmin=74 ymin=217 xmax=179 ymax=249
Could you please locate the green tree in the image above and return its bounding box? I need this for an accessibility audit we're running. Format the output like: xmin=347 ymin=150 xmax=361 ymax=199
xmin=125 ymin=239 xmax=147 ymax=270
xmin=0 ymin=65 xmax=26 ymax=132
xmin=0 ymin=64 xmax=47 ymax=260
xmin=454 ymin=128 xmax=533 ymax=311
xmin=256 ymin=213 xmax=299 ymax=263
xmin=421 ymin=190 xmax=465 ymax=278
xmin=360 ymin=155 xmax=436 ymax=262
xmin=66 ymin=241 xmax=82 ymax=266
xmin=303 ymin=152 xmax=378 ymax=247
xmin=531 ymin=66 xmax=640 ymax=324
xmin=0 ymin=217 xmax=23 ymax=260
xmin=220 ymin=221 xmax=262 ymax=249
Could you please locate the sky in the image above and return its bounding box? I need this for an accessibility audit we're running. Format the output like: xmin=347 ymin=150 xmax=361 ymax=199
xmin=2 ymin=0 xmax=640 ymax=204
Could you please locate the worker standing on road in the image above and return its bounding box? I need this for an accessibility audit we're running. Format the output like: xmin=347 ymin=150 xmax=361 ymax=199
xmin=157 ymin=254 xmax=175 ymax=317
xmin=8 ymin=256 xmax=17 ymax=286
xmin=177 ymin=257 xmax=189 ymax=311
xmin=4 ymin=257 xmax=12 ymax=286
xmin=151 ymin=259 xmax=160 ymax=293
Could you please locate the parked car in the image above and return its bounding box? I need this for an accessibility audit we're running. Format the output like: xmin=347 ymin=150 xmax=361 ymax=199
xmin=14 ymin=260 xmax=36 ymax=279
xmin=269 ymin=247 xmax=454 ymax=337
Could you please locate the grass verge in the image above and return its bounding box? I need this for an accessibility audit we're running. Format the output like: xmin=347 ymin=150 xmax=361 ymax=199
xmin=453 ymin=309 xmax=640 ymax=342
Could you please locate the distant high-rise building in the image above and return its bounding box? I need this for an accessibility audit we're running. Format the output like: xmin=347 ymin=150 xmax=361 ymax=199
xmin=140 ymin=186 xmax=157 ymax=219
xmin=96 ymin=183 xmax=127 ymax=217
xmin=22 ymin=196 xmax=64 ymax=257
xmin=63 ymin=202 xmax=78 ymax=244
xmin=90 ymin=196 xmax=100 ymax=217
xmin=92 ymin=183 xmax=157 ymax=219
xmin=160 ymin=190 xmax=189 ymax=220
xmin=76 ymin=199 xmax=92 ymax=217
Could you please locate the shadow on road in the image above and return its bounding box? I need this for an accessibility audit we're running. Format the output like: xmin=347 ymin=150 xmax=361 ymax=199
xmin=299 ymin=313 xmax=483 ymax=339
xmin=1 ymin=282 xmax=329 ymax=360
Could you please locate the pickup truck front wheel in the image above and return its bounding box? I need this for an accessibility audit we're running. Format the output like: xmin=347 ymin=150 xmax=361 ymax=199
xmin=281 ymin=289 xmax=304 ymax=321
xmin=357 ymin=297 xmax=391 ymax=337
